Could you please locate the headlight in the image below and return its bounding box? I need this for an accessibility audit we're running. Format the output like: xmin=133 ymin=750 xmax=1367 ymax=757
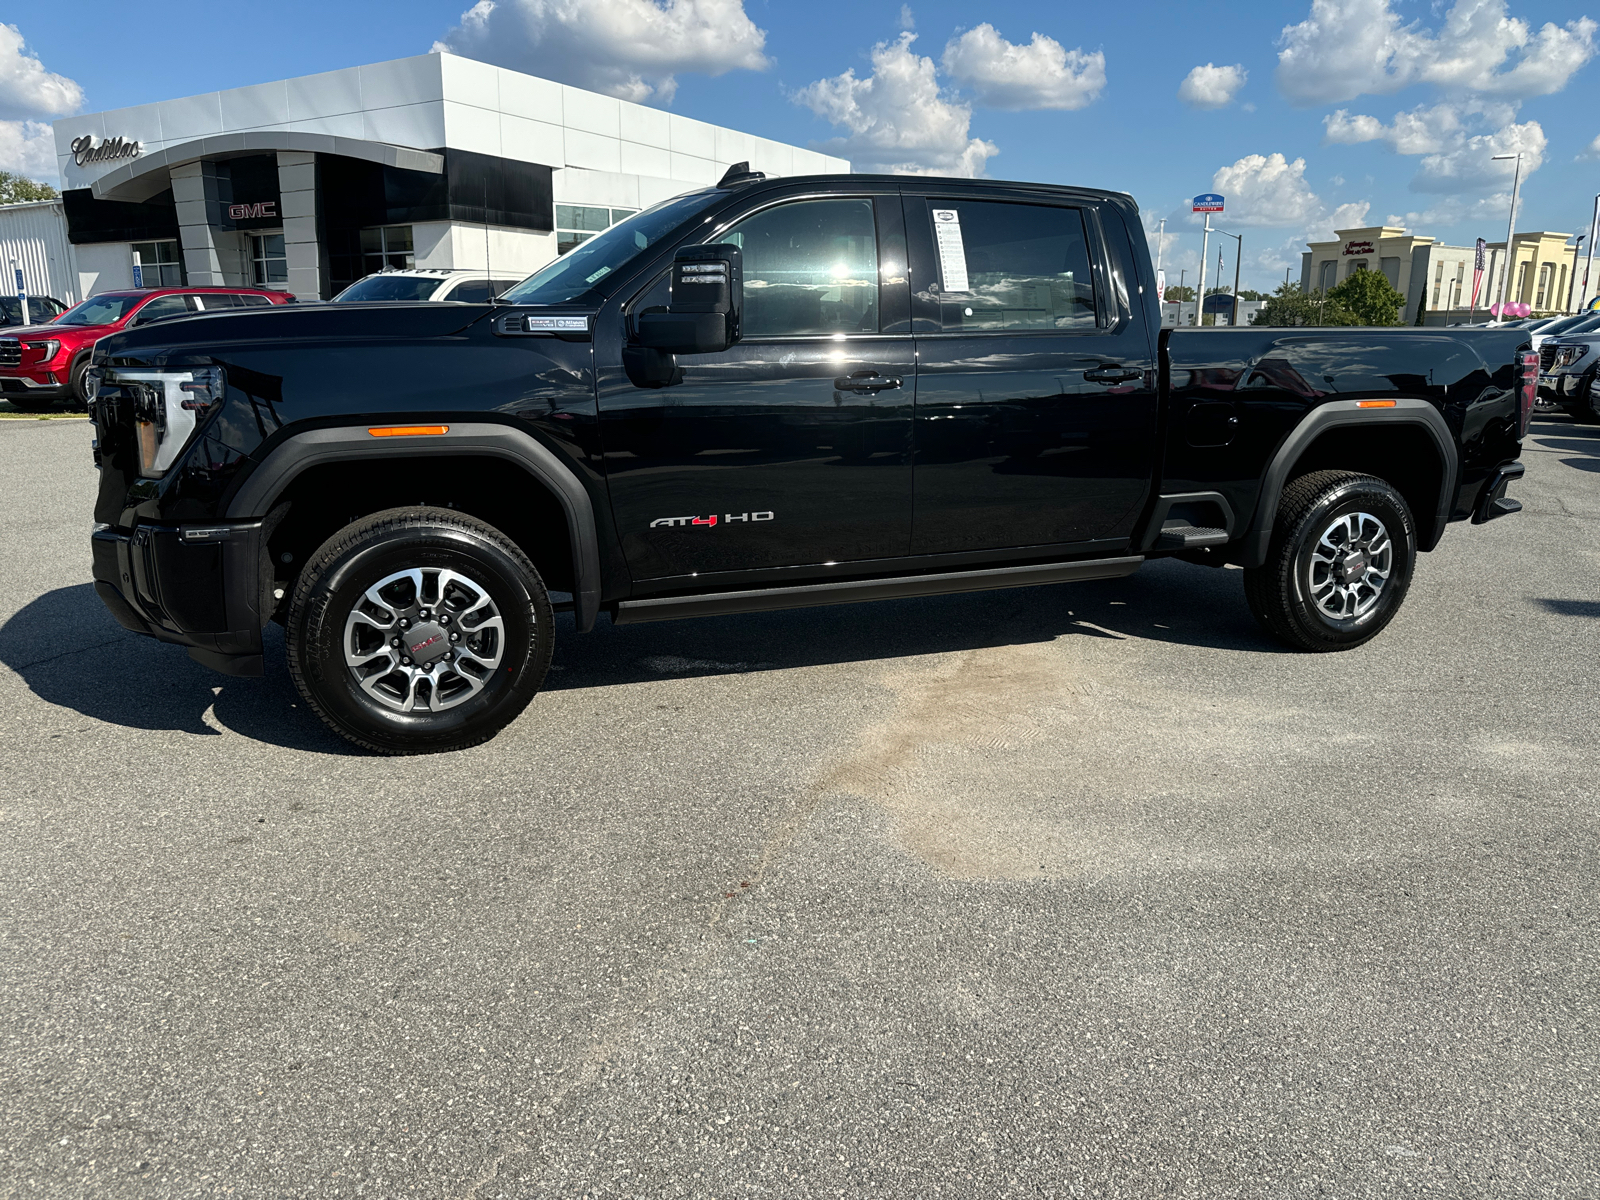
xmin=108 ymin=366 xmax=225 ymax=478
xmin=1555 ymin=345 xmax=1590 ymax=370
xmin=23 ymin=339 xmax=59 ymax=360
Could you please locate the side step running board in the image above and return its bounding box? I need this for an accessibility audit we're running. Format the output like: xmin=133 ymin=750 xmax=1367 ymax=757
xmin=613 ymin=556 xmax=1144 ymax=625
xmin=1155 ymin=524 xmax=1229 ymax=550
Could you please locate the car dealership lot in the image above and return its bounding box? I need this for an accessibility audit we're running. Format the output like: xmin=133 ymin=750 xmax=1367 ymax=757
xmin=2 ymin=418 xmax=1597 ymax=1197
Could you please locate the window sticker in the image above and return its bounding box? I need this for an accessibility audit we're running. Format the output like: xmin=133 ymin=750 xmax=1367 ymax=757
xmin=931 ymin=208 xmax=969 ymax=293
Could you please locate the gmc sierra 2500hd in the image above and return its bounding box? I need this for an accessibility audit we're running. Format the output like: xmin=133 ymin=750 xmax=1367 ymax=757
xmin=86 ymin=165 xmax=1536 ymax=754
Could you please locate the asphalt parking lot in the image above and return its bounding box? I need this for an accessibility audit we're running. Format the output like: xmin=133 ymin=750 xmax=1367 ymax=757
xmin=2 ymin=412 xmax=1597 ymax=1198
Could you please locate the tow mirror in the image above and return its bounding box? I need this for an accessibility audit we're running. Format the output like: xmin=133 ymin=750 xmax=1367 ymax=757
xmin=635 ymin=243 xmax=742 ymax=355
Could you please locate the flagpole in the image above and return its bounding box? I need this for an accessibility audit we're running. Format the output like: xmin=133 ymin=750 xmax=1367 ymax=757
xmin=1490 ymin=152 xmax=1523 ymax=324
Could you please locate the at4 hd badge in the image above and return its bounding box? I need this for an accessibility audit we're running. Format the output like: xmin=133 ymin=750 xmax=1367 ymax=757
xmin=650 ymin=511 xmax=774 ymax=528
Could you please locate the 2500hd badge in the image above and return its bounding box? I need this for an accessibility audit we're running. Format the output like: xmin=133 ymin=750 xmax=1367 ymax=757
xmin=87 ymin=163 xmax=1533 ymax=754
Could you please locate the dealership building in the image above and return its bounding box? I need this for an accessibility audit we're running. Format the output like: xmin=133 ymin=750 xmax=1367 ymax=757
xmin=1300 ymin=223 xmax=1583 ymax=325
xmin=0 ymin=52 xmax=848 ymax=306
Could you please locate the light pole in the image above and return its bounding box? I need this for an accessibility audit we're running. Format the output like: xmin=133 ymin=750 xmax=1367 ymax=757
xmin=1581 ymin=193 xmax=1600 ymax=312
xmin=1214 ymin=229 xmax=1243 ymax=325
xmin=1568 ymin=234 xmax=1588 ymax=312
xmin=1197 ymin=212 xmax=1213 ymax=327
xmin=1490 ymin=151 xmax=1523 ymax=324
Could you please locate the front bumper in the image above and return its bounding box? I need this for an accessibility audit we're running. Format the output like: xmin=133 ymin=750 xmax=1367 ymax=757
xmin=0 ymin=372 xmax=70 ymax=399
xmin=91 ymin=521 xmax=269 ymax=676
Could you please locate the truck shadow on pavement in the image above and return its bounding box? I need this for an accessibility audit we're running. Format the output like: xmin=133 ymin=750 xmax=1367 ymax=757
xmin=542 ymin=558 xmax=1274 ymax=693
xmin=1 ymin=561 xmax=1274 ymax=741
xmin=1529 ymin=415 xmax=1600 ymax=472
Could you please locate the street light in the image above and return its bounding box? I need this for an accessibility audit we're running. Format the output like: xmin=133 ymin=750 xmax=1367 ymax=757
xmin=1490 ymin=152 xmax=1523 ymax=324
xmin=1213 ymin=229 xmax=1243 ymax=325
xmin=1581 ymin=193 xmax=1600 ymax=313
xmin=1568 ymin=234 xmax=1588 ymax=312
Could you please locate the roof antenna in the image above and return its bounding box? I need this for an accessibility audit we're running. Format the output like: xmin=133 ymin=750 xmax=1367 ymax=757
xmin=717 ymin=161 xmax=765 ymax=189
xmin=483 ymin=177 xmax=495 ymax=301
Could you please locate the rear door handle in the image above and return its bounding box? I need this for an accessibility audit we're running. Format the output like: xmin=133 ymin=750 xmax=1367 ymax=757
xmin=1083 ymin=365 xmax=1142 ymax=384
xmin=834 ymin=370 xmax=904 ymax=392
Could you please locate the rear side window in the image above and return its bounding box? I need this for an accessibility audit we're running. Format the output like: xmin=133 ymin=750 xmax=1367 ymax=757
xmin=449 ymin=279 xmax=495 ymax=303
xmin=926 ymin=200 xmax=1096 ymax=332
xmin=721 ymin=198 xmax=879 ymax=338
xmin=194 ymin=294 xmax=241 ymax=310
xmin=235 ymin=294 xmax=272 ymax=307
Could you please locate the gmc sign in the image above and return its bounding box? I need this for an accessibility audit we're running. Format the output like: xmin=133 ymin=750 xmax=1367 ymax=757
xmin=228 ymin=202 xmax=277 ymax=220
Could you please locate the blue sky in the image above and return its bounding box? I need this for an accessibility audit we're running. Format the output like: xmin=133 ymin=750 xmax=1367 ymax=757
xmin=3 ymin=0 xmax=1597 ymax=291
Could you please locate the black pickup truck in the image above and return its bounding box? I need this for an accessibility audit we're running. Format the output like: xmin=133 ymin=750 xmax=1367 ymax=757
xmin=86 ymin=166 xmax=1537 ymax=753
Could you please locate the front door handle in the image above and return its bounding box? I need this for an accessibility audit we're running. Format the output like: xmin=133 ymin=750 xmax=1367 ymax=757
xmin=834 ymin=370 xmax=904 ymax=393
xmin=1083 ymin=365 xmax=1142 ymax=384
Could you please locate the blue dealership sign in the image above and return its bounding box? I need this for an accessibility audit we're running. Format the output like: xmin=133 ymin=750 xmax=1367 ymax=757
xmin=1192 ymin=193 xmax=1225 ymax=213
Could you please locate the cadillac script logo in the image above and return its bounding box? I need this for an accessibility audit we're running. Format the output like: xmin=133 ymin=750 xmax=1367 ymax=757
xmin=71 ymin=135 xmax=142 ymax=168
xmin=650 ymin=511 xmax=774 ymax=529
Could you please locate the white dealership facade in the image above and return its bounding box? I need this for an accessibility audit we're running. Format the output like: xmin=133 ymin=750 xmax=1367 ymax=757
xmin=0 ymin=52 xmax=847 ymax=305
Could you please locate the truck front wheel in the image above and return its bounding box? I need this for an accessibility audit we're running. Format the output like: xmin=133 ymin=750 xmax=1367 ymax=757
xmin=287 ymin=507 xmax=553 ymax=754
xmin=1243 ymin=471 xmax=1416 ymax=652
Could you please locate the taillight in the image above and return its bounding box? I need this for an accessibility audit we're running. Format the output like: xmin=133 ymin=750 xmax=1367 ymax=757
xmin=1517 ymin=349 xmax=1537 ymax=437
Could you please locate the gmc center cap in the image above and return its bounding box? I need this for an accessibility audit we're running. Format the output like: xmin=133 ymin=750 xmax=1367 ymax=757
xmin=404 ymin=622 xmax=451 ymax=666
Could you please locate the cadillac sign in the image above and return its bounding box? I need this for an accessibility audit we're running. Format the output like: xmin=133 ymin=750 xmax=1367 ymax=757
xmin=70 ymin=135 xmax=142 ymax=168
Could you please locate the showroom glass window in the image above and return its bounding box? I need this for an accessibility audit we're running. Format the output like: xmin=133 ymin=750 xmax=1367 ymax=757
xmin=250 ymin=234 xmax=288 ymax=286
xmin=131 ymin=241 xmax=184 ymax=287
xmin=925 ymin=200 xmax=1095 ymax=332
xmin=556 ymin=205 xmax=638 ymax=256
xmin=720 ymin=198 xmax=879 ymax=337
xmin=327 ymin=225 xmax=416 ymax=294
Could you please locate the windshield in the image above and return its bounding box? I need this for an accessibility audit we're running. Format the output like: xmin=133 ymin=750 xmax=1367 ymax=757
xmin=333 ymin=276 xmax=446 ymax=303
xmin=1543 ymin=313 xmax=1600 ymax=336
xmin=501 ymin=190 xmax=723 ymax=306
xmin=56 ymin=294 xmax=141 ymax=326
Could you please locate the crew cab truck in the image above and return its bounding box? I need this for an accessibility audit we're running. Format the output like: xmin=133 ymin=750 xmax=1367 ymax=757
xmin=86 ymin=167 xmax=1537 ymax=754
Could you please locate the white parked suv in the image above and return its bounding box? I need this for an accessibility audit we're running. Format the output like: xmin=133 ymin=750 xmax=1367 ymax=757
xmin=331 ymin=268 xmax=526 ymax=304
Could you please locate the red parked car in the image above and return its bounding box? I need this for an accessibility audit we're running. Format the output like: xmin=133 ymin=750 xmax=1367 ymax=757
xmin=0 ymin=286 xmax=294 ymax=412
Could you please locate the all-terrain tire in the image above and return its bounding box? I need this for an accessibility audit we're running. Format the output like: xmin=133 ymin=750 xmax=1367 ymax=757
xmin=287 ymin=506 xmax=553 ymax=754
xmin=66 ymin=355 xmax=92 ymax=412
xmin=1243 ymin=470 xmax=1417 ymax=652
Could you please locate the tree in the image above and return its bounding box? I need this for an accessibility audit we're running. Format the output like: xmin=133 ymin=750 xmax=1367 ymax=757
xmin=0 ymin=172 xmax=58 ymax=205
xmin=1251 ymin=281 xmax=1359 ymax=327
xmin=1326 ymin=266 xmax=1406 ymax=325
xmin=1237 ymin=289 xmax=1269 ymax=301
xmin=1163 ymin=285 xmax=1195 ymax=302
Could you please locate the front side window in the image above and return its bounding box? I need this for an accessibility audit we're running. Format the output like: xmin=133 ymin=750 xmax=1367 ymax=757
xmin=132 ymin=295 xmax=192 ymax=324
xmin=721 ymin=198 xmax=878 ymax=338
xmin=923 ymin=200 xmax=1095 ymax=332
xmin=131 ymin=240 xmax=184 ymax=287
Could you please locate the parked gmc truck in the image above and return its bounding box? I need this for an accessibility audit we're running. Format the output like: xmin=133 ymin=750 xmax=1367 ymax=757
xmin=85 ymin=166 xmax=1537 ymax=753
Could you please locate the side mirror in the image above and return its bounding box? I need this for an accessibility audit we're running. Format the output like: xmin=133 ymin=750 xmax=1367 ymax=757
xmin=635 ymin=243 xmax=742 ymax=355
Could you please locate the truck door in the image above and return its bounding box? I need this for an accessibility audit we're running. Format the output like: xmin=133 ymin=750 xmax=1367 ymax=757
xmin=596 ymin=193 xmax=915 ymax=584
xmin=902 ymin=192 xmax=1158 ymax=556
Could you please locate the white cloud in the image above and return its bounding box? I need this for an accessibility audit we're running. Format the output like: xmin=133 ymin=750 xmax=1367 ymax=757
xmin=793 ymin=33 xmax=997 ymax=176
xmin=1412 ymin=118 xmax=1545 ymax=193
xmin=1275 ymin=0 xmax=1597 ymax=106
xmin=899 ymin=5 xmax=915 ymax=32
xmin=941 ymin=24 xmax=1106 ymax=111
xmin=1385 ymin=193 xmax=1516 ymax=227
xmin=1581 ymin=133 xmax=1600 ymax=160
xmin=0 ymin=118 xmax=57 ymax=180
xmin=433 ymin=0 xmax=769 ymax=104
xmin=1178 ymin=63 xmax=1247 ymax=109
xmin=1211 ymin=153 xmax=1325 ymax=227
xmin=0 ymin=24 xmax=81 ymax=122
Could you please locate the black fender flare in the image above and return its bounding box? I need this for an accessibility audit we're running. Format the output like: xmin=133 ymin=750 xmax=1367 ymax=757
xmin=1239 ymin=398 xmax=1458 ymax=567
xmin=224 ymin=423 xmax=604 ymax=632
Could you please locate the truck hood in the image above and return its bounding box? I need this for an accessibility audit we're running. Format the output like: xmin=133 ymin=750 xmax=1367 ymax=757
xmin=101 ymin=301 xmax=504 ymax=357
xmin=0 ymin=323 xmax=77 ymax=339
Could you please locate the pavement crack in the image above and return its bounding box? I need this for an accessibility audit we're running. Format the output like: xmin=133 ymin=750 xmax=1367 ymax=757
xmin=9 ymin=634 xmax=134 ymax=673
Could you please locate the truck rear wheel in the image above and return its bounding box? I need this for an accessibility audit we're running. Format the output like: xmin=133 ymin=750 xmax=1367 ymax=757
xmin=1243 ymin=471 xmax=1416 ymax=652
xmin=287 ymin=507 xmax=553 ymax=754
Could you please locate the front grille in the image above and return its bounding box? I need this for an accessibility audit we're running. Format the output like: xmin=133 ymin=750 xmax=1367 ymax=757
xmin=0 ymin=338 xmax=20 ymax=368
xmin=1540 ymin=344 xmax=1558 ymax=372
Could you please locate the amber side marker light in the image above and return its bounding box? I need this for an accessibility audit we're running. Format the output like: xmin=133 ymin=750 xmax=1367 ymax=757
xmin=1355 ymin=400 xmax=1397 ymax=408
xmin=368 ymin=425 xmax=449 ymax=437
